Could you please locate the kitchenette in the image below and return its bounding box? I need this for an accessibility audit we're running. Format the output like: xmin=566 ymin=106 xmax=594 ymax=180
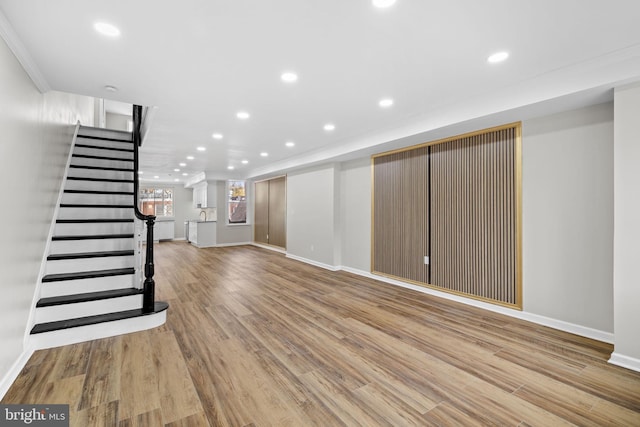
xmin=186 ymin=209 xmax=217 ymax=248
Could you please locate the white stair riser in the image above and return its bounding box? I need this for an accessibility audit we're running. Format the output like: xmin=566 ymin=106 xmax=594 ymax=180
xmin=58 ymin=207 xmax=134 ymax=220
xmin=65 ymin=180 xmax=133 ymax=193
xmin=29 ymin=310 xmax=166 ymax=350
xmin=71 ymin=157 xmax=134 ymax=170
xmin=68 ymin=168 xmax=133 ymax=181
xmin=61 ymin=192 xmax=133 ymax=205
xmin=50 ymin=238 xmax=135 ymax=253
xmin=54 ymin=222 xmax=134 ymax=236
xmin=74 ymin=146 xmax=133 ymax=160
xmin=40 ymin=275 xmax=138 ymax=298
xmin=35 ymin=295 xmax=143 ymax=323
xmin=45 ymin=256 xmax=135 ymax=275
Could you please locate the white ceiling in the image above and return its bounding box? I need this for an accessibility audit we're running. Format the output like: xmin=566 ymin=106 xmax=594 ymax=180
xmin=2 ymin=1 xmax=640 ymax=183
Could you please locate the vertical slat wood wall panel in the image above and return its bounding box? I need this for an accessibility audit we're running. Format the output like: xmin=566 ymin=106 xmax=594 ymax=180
xmin=268 ymin=176 xmax=287 ymax=249
xmin=371 ymin=123 xmax=521 ymax=308
xmin=254 ymin=180 xmax=269 ymax=244
xmin=430 ymin=127 xmax=517 ymax=305
xmin=373 ymin=147 xmax=429 ymax=283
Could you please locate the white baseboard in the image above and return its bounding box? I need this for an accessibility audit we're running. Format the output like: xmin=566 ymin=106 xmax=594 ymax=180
xmin=215 ymin=241 xmax=253 ymax=248
xmin=251 ymin=242 xmax=286 ymax=254
xmin=285 ymin=253 xmax=341 ymax=272
xmin=341 ymin=266 xmax=615 ymax=344
xmin=609 ymin=352 xmax=640 ymax=373
xmin=0 ymin=344 xmax=35 ymax=401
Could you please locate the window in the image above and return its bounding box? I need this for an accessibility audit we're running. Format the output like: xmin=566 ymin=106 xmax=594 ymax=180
xmin=227 ymin=180 xmax=247 ymax=224
xmin=139 ymin=187 xmax=174 ymax=217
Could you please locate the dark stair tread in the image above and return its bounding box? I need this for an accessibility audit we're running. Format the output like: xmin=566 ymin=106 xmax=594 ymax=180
xmin=75 ymin=143 xmax=134 ymax=153
xmin=31 ymin=301 xmax=169 ymax=334
xmin=42 ymin=267 xmax=135 ymax=283
xmin=56 ymin=218 xmax=134 ymax=223
xmin=69 ymin=164 xmax=134 ymax=172
xmin=72 ymin=154 xmax=134 ymax=162
xmin=77 ymin=134 xmax=133 ymax=143
xmin=66 ymin=176 xmax=134 ymax=184
xmin=64 ymin=189 xmax=134 ymax=195
xmin=60 ymin=203 xmax=132 ymax=208
xmin=48 ymin=250 xmax=135 ymax=260
xmin=37 ymin=288 xmax=144 ymax=307
xmin=52 ymin=233 xmax=134 ymax=241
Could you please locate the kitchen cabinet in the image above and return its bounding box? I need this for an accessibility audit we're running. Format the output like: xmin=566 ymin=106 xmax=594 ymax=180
xmin=193 ymin=181 xmax=217 ymax=208
xmin=188 ymin=221 xmax=216 ymax=248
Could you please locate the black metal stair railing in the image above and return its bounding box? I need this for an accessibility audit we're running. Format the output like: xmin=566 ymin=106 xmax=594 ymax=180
xmin=132 ymin=105 xmax=156 ymax=313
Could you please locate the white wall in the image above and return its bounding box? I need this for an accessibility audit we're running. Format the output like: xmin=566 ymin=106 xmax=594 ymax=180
xmin=340 ymin=158 xmax=371 ymax=271
xmin=105 ymin=112 xmax=131 ymax=131
xmin=522 ymin=102 xmax=614 ymax=333
xmin=612 ymin=83 xmax=640 ymax=369
xmin=287 ymin=164 xmax=341 ymax=267
xmin=0 ymin=37 xmax=94 ymax=388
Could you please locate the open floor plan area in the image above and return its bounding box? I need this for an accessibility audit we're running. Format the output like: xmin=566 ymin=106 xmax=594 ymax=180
xmin=3 ymin=242 xmax=640 ymax=426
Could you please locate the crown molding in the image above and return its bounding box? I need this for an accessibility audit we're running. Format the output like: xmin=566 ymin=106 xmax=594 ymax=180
xmin=0 ymin=8 xmax=50 ymax=93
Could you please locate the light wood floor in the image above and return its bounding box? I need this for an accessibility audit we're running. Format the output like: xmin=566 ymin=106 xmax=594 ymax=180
xmin=4 ymin=242 xmax=640 ymax=426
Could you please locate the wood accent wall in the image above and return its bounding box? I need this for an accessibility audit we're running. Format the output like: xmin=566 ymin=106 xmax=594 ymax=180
xmin=372 ymin=123 xmax=522 ymax=308
xmin=373 ymin=148 xmax=430 ymax=284
xmin=254 ymin=176 xmax=287 ymax=249
xmin=254 ymin=181 xmax=269 ymax=245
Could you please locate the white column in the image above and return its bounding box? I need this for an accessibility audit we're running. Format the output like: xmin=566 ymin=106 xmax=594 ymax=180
xmin=611 ymin=82 xmax=640 ymax=372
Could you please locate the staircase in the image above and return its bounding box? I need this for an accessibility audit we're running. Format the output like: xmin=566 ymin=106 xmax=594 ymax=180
xmin=29 ymin=124 xmax=168 ymax=349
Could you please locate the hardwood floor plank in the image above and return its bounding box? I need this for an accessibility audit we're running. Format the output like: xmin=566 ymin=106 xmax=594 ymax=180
xmin=4 ymin=242 xmax=640 ymax=426
xmin=78 ymin=337 xmax=122 ymax=410
xmin=152 ymin=331 xmax=204 ymax=424
xmin=117 ymin=332 xmax=161 ymax=422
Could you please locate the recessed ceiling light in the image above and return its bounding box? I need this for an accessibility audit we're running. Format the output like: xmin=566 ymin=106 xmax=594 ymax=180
xmin=241 ymin=160 xmax=249 ymax=164
xmin=179 ymin=162 xmax=186 ymax=167
xmin=260 ymin=152 xmax=269 ymax=157
xmin=236 ymin=111 xmax=250 ymax=120
xmin=94 ymin=22 xmax=121 ymax=37
xmin=372 ymin=0 xmax=397 ymax=8
xmin=174 ymin=179 xmax=180 ymax=182
xmin=379 ymin=98 xmax=394 ymax=108
xmin=174 ymin=168 xmax=180 ymax=172
xmin=281 ymin=72 xmax=298 ymax=83
xmin=154 ymin=175 xmax=160 ymax=179
xmin=487 ymin=51 xmax=509 ymax=63
xmin=228 ymin=166 xmax=235 ymax=170
xmin=182 ymin=173 xmax=188 ymax=176
xmin=285 ymin=141 xmax=295 ymax=147
xmin=324 ymin=123 xmax=336 ymax=131
xmin=104 ymin=85 xmax=118 ymax=92
xmin=197 ymin=146 xmax=206 ymax=151
xmin=186 ymin=156 xmax=195 ymax=160
xmin=212 ymin=133 xmax=223 ymax=140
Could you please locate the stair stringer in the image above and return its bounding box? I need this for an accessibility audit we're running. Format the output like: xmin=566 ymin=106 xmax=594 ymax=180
xmin=24 ymin=121 xmax=81 ymax=348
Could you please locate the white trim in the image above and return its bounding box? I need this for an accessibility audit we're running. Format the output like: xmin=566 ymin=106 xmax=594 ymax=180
xmin=251 ymin=242 xmax=286 ymax=254
xmin=0 ymin=9 xmax=50 ymax=93
xmin=24 ymin=123 xmax=81 ymax=346
xmin=608 ymin=352 xmax=640 ymax=373
xmin=214 ymin=241 xmax=253 ymax=248
xmin=341 ymin=266 xmax=615 ymax=344
xmin=285 ymin=253 xmax=341 ymax=272
xmin=0 ymin=344 xmax=35 ymax=400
